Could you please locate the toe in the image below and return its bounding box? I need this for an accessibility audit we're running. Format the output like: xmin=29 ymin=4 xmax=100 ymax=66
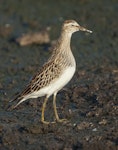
xmin=56 ymin=118 xmax=69 ymax=123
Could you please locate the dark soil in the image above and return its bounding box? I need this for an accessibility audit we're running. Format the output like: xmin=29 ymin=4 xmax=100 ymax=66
xmin=0 ymin=0 xmax=118 ymax=150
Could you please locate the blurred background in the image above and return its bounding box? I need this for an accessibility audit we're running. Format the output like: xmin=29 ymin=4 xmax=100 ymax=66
xmin=0 ymin=0 xmax=117 ymax=149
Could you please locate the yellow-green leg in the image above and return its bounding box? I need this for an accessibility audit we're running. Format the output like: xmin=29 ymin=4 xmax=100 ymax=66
xmin=41 ymin=96 xmax=50 ymax=124
xmin=53 ymin=93 xmax=67 ymax=123
xmin=41 ymin=96 xmax=55 ymax=124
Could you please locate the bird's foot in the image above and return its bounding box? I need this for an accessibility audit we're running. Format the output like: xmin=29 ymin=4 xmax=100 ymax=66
xmin=56 ymin=118 xmax=69 ymax=123
xmin=41 ymin=120 xmax=50 ymax=124
xmin=41 ymin=120 xmax=55 ymax=124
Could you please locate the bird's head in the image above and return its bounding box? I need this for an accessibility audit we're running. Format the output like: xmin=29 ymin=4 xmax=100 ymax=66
xmin=62 ymin=20 xmax=92 ymax=35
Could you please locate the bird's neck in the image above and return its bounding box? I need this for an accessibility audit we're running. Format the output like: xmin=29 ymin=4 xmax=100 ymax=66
xmin=50 ymin=30 xmax=75 ymax=67
xmin=58 ymin=30 xmax=72 ymax=50
xmin=59 ymin=30 xmax=76 ymax=66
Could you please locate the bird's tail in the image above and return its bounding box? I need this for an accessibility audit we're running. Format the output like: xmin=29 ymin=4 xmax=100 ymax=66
xmin=7 ymin=94 xmax=25 ymax=111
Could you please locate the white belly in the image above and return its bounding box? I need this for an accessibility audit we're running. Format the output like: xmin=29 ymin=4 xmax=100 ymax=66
xmin=28 ymin=66 xmax=76 ymax=99
xmin=46 ymin=66 xmax=76 ymax=96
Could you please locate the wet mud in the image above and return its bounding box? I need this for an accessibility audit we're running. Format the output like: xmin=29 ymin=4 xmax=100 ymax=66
xmin=0 ymin=0 xmax=118 ymax=149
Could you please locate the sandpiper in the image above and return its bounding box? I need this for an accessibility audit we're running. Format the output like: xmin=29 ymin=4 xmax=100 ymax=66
xmin=9 ymin=20 xmax=92 ymax=124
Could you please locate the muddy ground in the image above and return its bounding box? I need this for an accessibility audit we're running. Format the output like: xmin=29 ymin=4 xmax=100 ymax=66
xmin=0 ymin=0 xmax=118 ymax=150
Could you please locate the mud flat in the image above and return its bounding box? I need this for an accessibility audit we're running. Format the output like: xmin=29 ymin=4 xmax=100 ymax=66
xmin=0 ymin=0 xmax=117 ymax=149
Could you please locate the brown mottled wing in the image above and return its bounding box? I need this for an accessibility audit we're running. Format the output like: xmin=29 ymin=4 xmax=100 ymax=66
xmin=18 ymin=59 xmax=63 ymax=98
